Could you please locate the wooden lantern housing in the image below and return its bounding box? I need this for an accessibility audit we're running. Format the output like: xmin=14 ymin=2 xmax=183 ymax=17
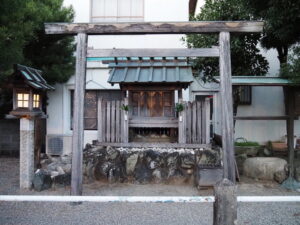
xmin=9 ymin=64 xmax=54 ymax=118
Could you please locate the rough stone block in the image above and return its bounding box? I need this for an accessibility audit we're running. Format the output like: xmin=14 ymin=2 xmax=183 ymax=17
xmin=243 ymin=157 xmax=287 ymax=180
xmin=195 ymin=167 xmax=223 ymax=187
xmin=126 ymin=153 xmax=139 ymax=175
xmin=33 ymin=170 xmax=52 ymax=191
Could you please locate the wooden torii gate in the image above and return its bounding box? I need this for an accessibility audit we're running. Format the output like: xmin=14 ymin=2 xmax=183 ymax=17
xmin=45 ymin=21 xmax=263 ymax=192
xmin=45 ymin=21 xmax=263 ymax=223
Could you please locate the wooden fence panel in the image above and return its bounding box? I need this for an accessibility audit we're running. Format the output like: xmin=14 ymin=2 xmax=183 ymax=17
xmin=98 ymin=99 xmax=209 ymax=144
xmin=98 ymin=99 xmax=125 ymax=143
xmin=178 ymin=100 xmax=208 ymax=144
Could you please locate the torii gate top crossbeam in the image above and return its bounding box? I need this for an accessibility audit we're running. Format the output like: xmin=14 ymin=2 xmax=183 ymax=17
xmin=45 ymin=21 xmax=263 ymax=35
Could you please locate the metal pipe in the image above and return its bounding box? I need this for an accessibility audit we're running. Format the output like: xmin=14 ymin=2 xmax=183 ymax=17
xmin=1 ymin=195 xmax=300 ymax=203
xmin=237 ymin=196 xmax=300 ymax=202
xmin=0 ymin=195 xmax=215 ymax=203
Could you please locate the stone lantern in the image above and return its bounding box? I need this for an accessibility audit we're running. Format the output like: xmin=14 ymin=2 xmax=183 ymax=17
xmin=10 ymin=64 xmax=54 ymax=118
xmin=9 ymin=64 xmax=54 ymax=189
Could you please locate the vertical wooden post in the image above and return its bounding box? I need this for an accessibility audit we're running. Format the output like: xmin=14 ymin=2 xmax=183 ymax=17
xmin=286 ymin=87 xmax=295 ymax=178
xmin=12 ymin=89 xmax=16 ymax=109
xmin=116 ymin=100 xmax=121 ymax=142
xmin=123 ymin=97 xmax=129 ymax=143
xmin=178 ymin=90 xmax=184 ymax=143
xmin=106 ymin=101 xmax=111 ymax=142
xmin=71 ymin=33 xmax=87 ymax=196
xmin=192 ymin=102 xmax=197 ymax=143
xmin=219 ymin=32 xmax=236 ymax=183
xmin=111 ymin=101 xmax=116 ymax=142
xmin=196 ymin=101 xmax=202 ymax=143
xmin=97 ymin=98 xmax=103 ymax=142
xmin=213 ymin=179 xmax=237 ymax=225
xmin=187 ymin=102 xmax=192 ymax=143
xmin=29 ymin=89 xmax=33 ymax=111
xmin=205 ymin=97 xmax=211 ymax=144
xmin=178 ymin=99 xmax=185 ymax=144
xmin=102 ymin=100 xmax=106 ymax=142
xmin=201 ymin=99 xmax=207 ymax=144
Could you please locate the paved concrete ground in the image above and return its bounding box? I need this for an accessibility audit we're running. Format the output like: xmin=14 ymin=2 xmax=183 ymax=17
xmin=1 ymin=157 xmax=300 ymax=225
xmin=1 ymin=201 xmax=300 ymax=225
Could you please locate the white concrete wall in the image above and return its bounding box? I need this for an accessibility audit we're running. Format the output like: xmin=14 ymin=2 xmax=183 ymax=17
xmin=235 ymin=87 xmax=300 ymax=144
xmin=47 ymin=0 xmax=191 ymax=150
xmin=47 ymin=84 xmax=64 ymax=135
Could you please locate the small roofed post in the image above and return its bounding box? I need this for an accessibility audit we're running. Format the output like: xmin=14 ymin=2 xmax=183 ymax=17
xmin=9 ymin=64 xmax=54 ymax=189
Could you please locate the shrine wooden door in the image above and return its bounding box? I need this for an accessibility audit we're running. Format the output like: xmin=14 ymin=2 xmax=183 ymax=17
xmin=130 ymin=91 xmax=174 ymax=117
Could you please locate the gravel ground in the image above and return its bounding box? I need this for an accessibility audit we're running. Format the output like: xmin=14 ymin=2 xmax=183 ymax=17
xmin=0 ymin=157 xmax=300 ymax=225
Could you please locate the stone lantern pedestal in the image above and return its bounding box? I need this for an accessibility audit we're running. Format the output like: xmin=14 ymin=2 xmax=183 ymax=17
xmin=19 ymin=118 xmax=35 ymax=189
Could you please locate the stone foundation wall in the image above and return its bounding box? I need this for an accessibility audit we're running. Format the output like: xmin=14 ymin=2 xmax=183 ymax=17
xmin=37 ymin=144 xmax=221 ymax=191
xmin=83 ymin=145 xmax=221 ymax=184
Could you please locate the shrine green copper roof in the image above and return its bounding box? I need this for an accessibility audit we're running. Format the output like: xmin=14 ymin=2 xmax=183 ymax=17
xmin=108 ymin=61 xmax=193 ymax=84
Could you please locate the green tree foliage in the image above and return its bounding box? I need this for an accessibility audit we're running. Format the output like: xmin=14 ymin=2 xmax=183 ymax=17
xmin=0 ymin=0 xmax=33 ymax=76
xmin=184 ymin=0 xmax=269 ymax=80
xmin=0 ymin=0 xmax=75 ymax=84
xmin=280 ymin=46 xmax=300 ymax=83
xmin=245 ymin=0 xmax=300 ymax=66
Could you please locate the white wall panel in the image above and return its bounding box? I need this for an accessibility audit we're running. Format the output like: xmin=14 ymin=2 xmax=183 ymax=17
xmin=235 ymin=86 xmax=300 ymax=144
xmin=144 ymin=0 xmax=189 ymax=21
xmin=63 ymin=0 xmax=90 ymax=22
xmin=47 ymin=84 xmax=64 ymax=134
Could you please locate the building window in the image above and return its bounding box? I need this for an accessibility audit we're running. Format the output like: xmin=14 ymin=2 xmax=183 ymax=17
xmin=236 ymin=86 xmax=252 ymax=105
xmin=33 ymin=94 xmax=40 ymax=108
xmin=71 ymin=90 xmax=123 ymax=130
xmin=91 ymin=0 xmax=144 ymax=22
xmin=17 ymin=93 xmax=29 ymax=108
